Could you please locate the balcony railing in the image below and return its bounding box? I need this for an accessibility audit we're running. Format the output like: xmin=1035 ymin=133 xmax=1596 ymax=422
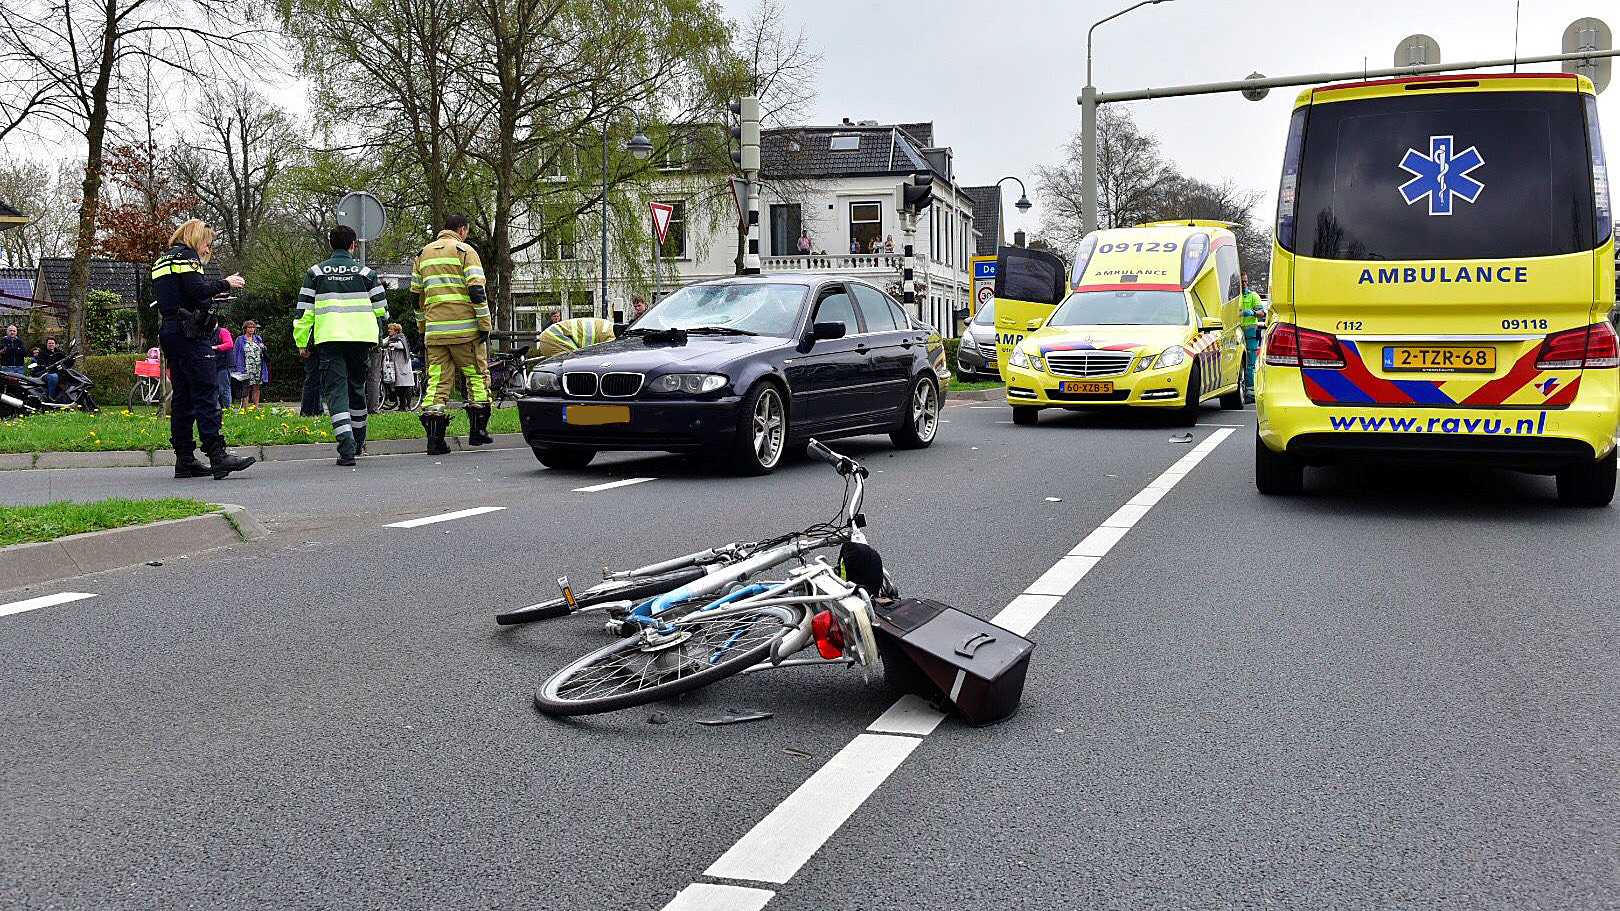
xmin=761 ymin=253 xmax=930 ymax=273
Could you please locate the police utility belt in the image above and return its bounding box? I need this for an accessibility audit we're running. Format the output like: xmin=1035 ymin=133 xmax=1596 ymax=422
xmin=163 ymin=306 xmax=219 ymax=339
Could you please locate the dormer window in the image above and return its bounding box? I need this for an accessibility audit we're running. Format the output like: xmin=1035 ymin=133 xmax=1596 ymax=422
xmin=829 ymin=135 xmax=860 ymax=152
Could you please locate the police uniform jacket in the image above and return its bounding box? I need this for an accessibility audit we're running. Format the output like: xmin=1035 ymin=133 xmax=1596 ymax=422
xmin=151 ymin=244 xmax=229 ymax=335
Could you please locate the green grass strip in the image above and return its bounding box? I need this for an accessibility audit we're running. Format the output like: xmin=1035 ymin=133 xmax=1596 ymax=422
xmin=0 ymin=498 xmax=216 ymax=548
xmin=0 ymin=406 xmax=521 ymax=453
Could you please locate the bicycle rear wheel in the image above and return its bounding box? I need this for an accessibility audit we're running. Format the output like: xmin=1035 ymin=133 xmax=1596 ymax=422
xmin=533 ymin=604 xmax=805 ymax=716
xmin=494 ymin=565 xmax=707 ymax=625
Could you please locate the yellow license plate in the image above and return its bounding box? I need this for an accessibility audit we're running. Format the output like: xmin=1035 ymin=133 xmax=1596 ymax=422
xmin=564 ymin=404 xmax=630 ymax=426
xmin=1382 ymin=346 xmax=1496 ymax=373
xmin=1059 ymin=380 xmax=1113 ymax=394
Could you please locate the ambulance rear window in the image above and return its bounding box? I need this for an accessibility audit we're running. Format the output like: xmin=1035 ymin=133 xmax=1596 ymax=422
xmin=1292 ymin=92 xmax=1596 ymax=260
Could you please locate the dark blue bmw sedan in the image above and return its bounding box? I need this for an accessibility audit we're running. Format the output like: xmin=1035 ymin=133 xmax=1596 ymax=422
xmin=517 ymin=274 xmax=948 ymax=474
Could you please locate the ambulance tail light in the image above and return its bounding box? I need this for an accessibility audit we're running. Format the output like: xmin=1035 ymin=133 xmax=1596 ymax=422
xmin=1070 ymin=234 xmax=1099 ymax=286
xmin=1537 ymin=323 xmax=1620 ymax=369
xmin=1180 ymin=232 xmax=1209 ymax=286
xmin=1266 ymin=322 xmax=1345 ymax=369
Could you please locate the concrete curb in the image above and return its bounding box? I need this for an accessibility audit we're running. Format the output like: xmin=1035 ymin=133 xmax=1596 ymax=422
xmin=0 ymin=503 xmax=270 ymax=591
xmin=0 ymin=432 xmax=530 ymax=471
xmin=946 ymin=388 xmax=1007 ymax=403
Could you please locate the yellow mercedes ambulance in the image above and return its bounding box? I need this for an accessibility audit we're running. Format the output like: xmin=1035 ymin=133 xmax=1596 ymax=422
xmin=998 ymin=222 xmax=1247 ymax=426
xmin=1257 ymin=72 xmax=1618 ymax=506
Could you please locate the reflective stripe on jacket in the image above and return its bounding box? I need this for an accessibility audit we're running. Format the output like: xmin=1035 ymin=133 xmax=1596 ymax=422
xmin=411 ymin=230 xmax=489 ymax=343
xmin=1240 ymin=290 xmax=1264 ymax=328
xmin=151 ymin=244 xmax=228 ymax=325
xmin=294 ymin=251 xmax=388 ymax=347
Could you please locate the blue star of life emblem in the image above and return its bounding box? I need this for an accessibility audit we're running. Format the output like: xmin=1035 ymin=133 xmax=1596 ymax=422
xmin=1398 ymin=135 xmax=1484 ymax=216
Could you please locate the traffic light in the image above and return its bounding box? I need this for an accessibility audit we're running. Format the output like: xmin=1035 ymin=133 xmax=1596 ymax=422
xmin=729 ymin=96 xmax=760 ymax=171
xmin=894 ymin=172 xmax=933 ymax=215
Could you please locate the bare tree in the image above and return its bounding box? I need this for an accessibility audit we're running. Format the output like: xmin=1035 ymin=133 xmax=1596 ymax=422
xmin=0 ymin=0 xmax=266 ymax=348
xmin=1033 ymin=107 xmax=1169 ymax=251
xmin=173 ymin=83 xmax=298 ymax=266
xmin=0 ymin=160 xmax=78 ymax=268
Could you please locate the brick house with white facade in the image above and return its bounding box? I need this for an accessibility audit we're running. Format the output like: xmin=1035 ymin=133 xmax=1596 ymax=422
xmin=507 ymin=119 xmax=1003 ymax=339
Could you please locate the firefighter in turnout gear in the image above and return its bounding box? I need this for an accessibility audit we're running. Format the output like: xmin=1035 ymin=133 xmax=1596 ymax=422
xmin=412 ymin=213 xmax=493 ymax=455
xmin=152 ymin=218 xmax=256 ymax=480
xmin=295 ymin=225 xmax=390 ymax=466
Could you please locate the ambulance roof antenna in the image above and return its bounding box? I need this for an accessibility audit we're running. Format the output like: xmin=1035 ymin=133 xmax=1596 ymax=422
xmin=1513 ymin=1 xmax=1522 ymax=72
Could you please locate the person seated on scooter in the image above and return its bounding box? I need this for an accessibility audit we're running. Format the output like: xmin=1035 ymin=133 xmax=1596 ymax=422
xmin=33 ymin=337 xmax=64 ymax=402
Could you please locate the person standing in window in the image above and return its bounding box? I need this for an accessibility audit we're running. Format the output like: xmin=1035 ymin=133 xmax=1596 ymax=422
xmin=884 ymin=235 xmax=895 ymax=253
xmin=797 ymin=230 xmax=813 ymax=254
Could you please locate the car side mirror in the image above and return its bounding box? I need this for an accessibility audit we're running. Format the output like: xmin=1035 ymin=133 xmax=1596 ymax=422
xmin=1024 ymin=318 xmax=1044 ymax=331
xmin=1200 ymin=317 xmax=1224 ymax=332
xmin=811 ymin=321 xmax=846 ymax=341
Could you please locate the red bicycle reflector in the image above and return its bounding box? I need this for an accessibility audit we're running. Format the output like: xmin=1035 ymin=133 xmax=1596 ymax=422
xmin=1538 ymin=323 xmax=1620 ymax=369
xmin=1266 ymin=322 xmax=1345 ymax=369
xmin=811 ymin=610 xmax=845 ymax=659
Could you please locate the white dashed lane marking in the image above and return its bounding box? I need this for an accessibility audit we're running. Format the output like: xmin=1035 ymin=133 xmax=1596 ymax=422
xmin=573 ymin=477 xmax=658 ymax=493
xmin=0 ymin=592 xmax=97 ymax=619
xmin=658 ymin=428 xmax=1236 ymax=909
xmin=384 ymin=506 xmax=507 ymax=528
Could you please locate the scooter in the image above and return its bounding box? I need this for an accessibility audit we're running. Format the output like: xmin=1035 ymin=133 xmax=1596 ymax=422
xmin=8 ymin=342 xmax=98 ymax=413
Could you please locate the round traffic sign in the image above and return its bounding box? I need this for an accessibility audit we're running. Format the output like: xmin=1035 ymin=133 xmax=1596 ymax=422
xmin=336 ymin=191 xmax=387 ymax=242
xmin=977 ymin=285 xmax=994 ymax=308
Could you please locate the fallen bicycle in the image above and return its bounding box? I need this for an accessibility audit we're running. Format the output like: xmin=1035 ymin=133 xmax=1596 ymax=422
xmin=497 ymin=440 xmax=1034 ymax=724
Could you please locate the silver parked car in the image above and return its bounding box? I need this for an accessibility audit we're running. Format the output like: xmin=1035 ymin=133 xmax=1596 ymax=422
xmin=955 ymin=299 xmax=999 ymax=382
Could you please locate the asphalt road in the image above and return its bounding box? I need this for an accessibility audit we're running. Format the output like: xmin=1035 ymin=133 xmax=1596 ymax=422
xmin=2 ymin=401 xmax=1616 ymax=910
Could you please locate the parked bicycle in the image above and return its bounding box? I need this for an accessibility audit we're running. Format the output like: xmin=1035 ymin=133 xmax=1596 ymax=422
xmin=498 ymin=439 xmax=895 ymax=716
xmin=128 ymin=350 xmax=168 ymax=409
xmin=489 ymin=346 xmax=533 ymax=408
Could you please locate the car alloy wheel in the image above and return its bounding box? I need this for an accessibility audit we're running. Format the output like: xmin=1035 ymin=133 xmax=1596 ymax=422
xmin=912 ymin=379 xmax=939 ymax=442
xmin=752 ymin=386 xmax=785 ymax=469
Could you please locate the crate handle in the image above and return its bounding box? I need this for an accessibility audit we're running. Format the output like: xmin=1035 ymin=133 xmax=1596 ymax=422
xmin=955 ymin=631 xmax=996 ymax=658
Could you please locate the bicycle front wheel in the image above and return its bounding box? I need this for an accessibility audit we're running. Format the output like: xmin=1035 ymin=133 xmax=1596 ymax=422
xmin=533 ymin=604 xmax=805 ymax=716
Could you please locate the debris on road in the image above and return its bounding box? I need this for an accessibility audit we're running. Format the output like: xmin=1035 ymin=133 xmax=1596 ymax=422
xmin=1169 ymin=433 xmax=1194 ymax=444
xmin=696 ymin=710 xmax=773 ymax=726
xmin=647 ymin=711 xmax=669 ymax=725
xmin=144 ymin=561 xmax=163 ymax=567
xmin=782 ymin=747 xmax=815 ymax=759
xmin=1044 ymin=497 xmax=1062 ymax=502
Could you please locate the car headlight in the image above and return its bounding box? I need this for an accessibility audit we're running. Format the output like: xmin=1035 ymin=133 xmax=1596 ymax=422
xmin=959 ymin=333 xmax=980 ymax=352
xmin=647 ymin=373 xmax=727 ymax=394
xmin=1008 ymin=347 xmax=1044 ymax=372
xmin=1152 ymin=346 xmax=1186 ymax=369
xmin=529 ymin=370 xmax=559 ymax=393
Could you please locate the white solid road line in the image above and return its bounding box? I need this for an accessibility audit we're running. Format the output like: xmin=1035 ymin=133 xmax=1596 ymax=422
xmin=659 ymin=426 xmax=1236 ymax=910
xmin=704 ymin=733 xmax=924 ymax=884
xmin=0 ymin=591 xmax=96 ymax=619
xmin=383 ymin=506 xmax=506 ymax=529
xmin=573 ymin=477 xmax=657 ymax=493
xmin=662 ymin=883 xmax=775 ymax=911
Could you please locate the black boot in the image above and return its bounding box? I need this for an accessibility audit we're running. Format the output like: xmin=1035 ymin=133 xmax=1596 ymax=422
xmin=208 ymin=445 xmax=256 ymax=480
xmin=174 ymin=453 xmax=211 ymax=478
xmin=467 ymin=404 xmax=493 ymax=446
xmin=421 ymin=411 xmax=451 ymax=455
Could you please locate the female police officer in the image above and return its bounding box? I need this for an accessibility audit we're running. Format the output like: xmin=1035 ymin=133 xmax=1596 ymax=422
xmin=152 ymin=219 xmax=255 ymax=479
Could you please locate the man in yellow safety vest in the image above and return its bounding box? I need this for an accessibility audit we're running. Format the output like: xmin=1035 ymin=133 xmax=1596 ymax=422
xmin=411 ymin=214 xmax=493 ymax=454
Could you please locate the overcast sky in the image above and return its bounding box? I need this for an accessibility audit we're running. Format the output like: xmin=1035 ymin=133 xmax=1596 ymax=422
xmin=731 ymin=0 xmax=1618 ymax=241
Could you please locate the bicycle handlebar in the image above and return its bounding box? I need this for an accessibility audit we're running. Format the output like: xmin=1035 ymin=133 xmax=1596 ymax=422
xmin=807 ymin=437 xmax=867 ymax=478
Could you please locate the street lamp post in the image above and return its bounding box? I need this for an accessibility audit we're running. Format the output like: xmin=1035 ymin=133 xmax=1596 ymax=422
xmin=1083 ymin=0 xmax=1174 ymax=235
xmin=994 ymin=176 xmax=1034 ymax=221
xmin=600 ymin=108 xmax=654 ymax=319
